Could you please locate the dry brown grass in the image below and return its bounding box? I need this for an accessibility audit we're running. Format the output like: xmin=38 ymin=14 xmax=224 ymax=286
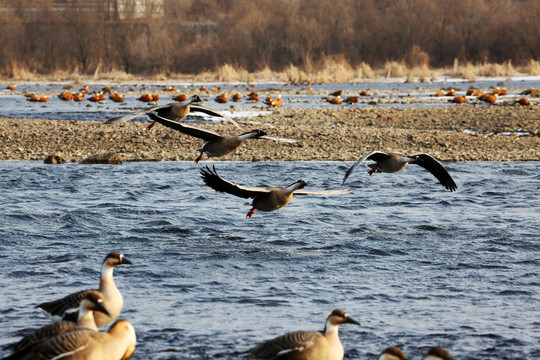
xmin=1 ymin=59 xmax=539 ymax=84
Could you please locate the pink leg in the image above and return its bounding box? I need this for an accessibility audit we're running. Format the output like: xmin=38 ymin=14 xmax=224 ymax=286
xmin=246 ymin=208 xmax=255 ymax=218
xmin=146 ymin=121 xmax=156 ymax=130
xmin=194 ymin=152 xmax=204 ymax=164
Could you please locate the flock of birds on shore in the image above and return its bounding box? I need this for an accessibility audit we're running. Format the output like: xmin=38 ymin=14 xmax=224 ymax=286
xmin=3 ymin=91 xmax=462 ymax=359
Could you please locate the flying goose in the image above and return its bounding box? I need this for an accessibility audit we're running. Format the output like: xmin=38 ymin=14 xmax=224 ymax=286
xmin=4 ymin=291 xmax=109 ymax=355
xmin=200 ymin=165 xmax=354 ymax=217
xmin=37 ymin=252 xmax=132 ymax=328
xmin=342 ymin=151 xmax=457 ymax=191
xmin=104 ymin=94 xmax=242 ymax=130
xmin=378 ymin=346 xmax=408 ymax=360
xmin=248 ymin=309 xmax=359 ymax=360
xmin=3 ymin=319 xmax=136 ymax=360
xmin=423 ymin=347 xmax=454 ymax=360
xmin=147 ymin=113 xmax=296 ymax=163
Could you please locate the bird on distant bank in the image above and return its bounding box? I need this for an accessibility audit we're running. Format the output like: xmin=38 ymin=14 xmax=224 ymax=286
xmin=342 ymin=151 xmax=457 ymax=191
xmin=247 ymin=309 xmax=359 ymax=360
xmin=200 ymin=165 xmax=354 ymax=218
xmin=104 ymin=94 xmax=241 ymax=130
xmin=147 ymin=113 xmax=296 ymax=163
xmin=37 ymin=252 xmax=132 ymax=328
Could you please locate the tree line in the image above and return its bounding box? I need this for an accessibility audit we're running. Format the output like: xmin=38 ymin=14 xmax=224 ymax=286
xmin=0 ymin=0 xmax=538 ymax=77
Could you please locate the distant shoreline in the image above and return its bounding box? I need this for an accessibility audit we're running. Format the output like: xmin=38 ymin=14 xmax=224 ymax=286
xmin=1 ymin=105 xmax=538 ymax=163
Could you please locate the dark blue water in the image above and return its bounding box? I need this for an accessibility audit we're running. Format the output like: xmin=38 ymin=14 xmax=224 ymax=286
xmin=0 ymin=161 xmax=538 ymax=359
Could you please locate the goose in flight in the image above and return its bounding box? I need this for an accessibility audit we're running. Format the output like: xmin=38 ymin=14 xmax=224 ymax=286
xmin=104 ymin=94 xmax=242 ymax=130
xmin=147 ymin=113 xmax=296 ymax=163
xmin=248 ymin=309 xmax=359 ymax=360
xmin=342 ymin=151 xmax=457 ymax=191
xmin=37 ymin=252 xmax=132 ymax=328
xmin=200 ymin=165 xmax=353 ymax=218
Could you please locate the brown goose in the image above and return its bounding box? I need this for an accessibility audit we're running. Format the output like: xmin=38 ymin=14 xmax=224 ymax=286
xmin=3 ymin=319 xmax=136 ymax=360
xmin=104 ymin=94 xmax=241 ymax=130
xmin=248 ymin=309 xmax=359 ymax=360
xmin=4 ymin=291 xmax=109 ymax=355
xmin=423 ymin=347 xmax=454 ymax=360
xmin=147 ymin=112 xmax=269 ymax=163
xmin=378 ymin=346 xmax=408 ymax=360
xmin=342 ymin=151 xmax=457 ymax=191
xmin=37 ymin=252 xmax=132 ymax=328
xmin=200 ymin=166 xmax=353 ymax=218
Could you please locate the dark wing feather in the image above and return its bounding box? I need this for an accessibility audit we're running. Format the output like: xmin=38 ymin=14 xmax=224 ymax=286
xmin=410 ymin=153 xmax=458 ymax=191
xmin=249 ymin=331 xmax=321 ymax=360
xmin=342 ymin=150 xmax=389 ymax=185
xmin=28 ymin=329 xmax=95 ymax=360
xmin=37 ymin=289 xmax=95 ymax=316
xmin=104 ymin=104 xmax=170 ymax=123
xmin=6 ymin=322 xmax=78 ymax=353
xmin=200 ymin=165 xmax=269 ymax=199
xmin=147 ymin=113 xmax=222 ymax=141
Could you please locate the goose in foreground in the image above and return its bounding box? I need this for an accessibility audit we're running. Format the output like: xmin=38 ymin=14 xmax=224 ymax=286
xmin=147 ymin=113 xmax=296 ymax=163
xmin=423 ymin=347 xmax=453 ymax=360
xmin=37 ymin=252 xmax=132 ymax=328
xmin=248 ymin=309 xmax=359 ymax=360
xmin=378 ymin=346 xmax=408 ymax=360
xmin=104 ymin=94 xmax=242 ymax=130
xmin=200 ymin=165 xmax=354 ymax=218
xmin=4 ymin=291 xmax=110 ymax=354
xmin=3 ymin=320 xmax=136 ymax=360
xmin=342 ymin=151 xmax=457 ymax=191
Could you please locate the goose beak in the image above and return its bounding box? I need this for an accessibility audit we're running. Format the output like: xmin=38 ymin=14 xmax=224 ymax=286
xmin=345 ymin=316 xmax=360 ymax=326
xmin=121 ymin=256 xmax=133 ymax=265
xmin=95 ymin=302 xmax=111 ymax=318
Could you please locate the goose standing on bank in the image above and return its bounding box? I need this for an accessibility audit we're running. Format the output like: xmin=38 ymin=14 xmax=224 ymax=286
xmin=200 ymin=165 xmax=353 ymax=218
xmin=248 ymin=309 xmax=359 ymax=360
xmin=37 ymin=252 xmax=132 ymax=328
xmin=4 ymin=291 xmax=110 ymax=355
xmin=104 ymin=94 xmax=241 ymax=130
xmin=147 ymin=113 xmax=296 ymax=163
xmin=2 ymin=320 xmax=136 ymax=360
xmin=342 ymin=151 xmax=457 ymax=191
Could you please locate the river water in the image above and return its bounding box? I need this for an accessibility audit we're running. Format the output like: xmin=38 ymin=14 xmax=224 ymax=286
xmin=0 ymin=160 xmax=538 ymax=359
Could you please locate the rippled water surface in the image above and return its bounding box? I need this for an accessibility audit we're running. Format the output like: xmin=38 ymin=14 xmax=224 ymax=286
xmin=0 ymin=161 xmax=538 ymax=359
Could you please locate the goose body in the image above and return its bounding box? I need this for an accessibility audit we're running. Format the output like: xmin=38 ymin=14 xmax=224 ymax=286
xmin=4 ymin=292 xmax=110 ymax=355
xmin=37 ymin=253 xmax=132 ymax=328
xmin=342 ymin=151 xmax=457 ymax=191
xmin=200 ymin=166 xmax=353 ymax=217
xmin=3 ymin=320 xmax=136 ymax=360
xmin=248 ymin=309 xmax=359 ymax=360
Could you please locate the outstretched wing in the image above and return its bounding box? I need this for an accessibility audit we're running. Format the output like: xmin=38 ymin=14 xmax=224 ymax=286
xmin=104 ymin=104 xmax=171 ymax=124
xmin=147 ymin=113 xmax=222 ymax=141
xmin=294 ymin=187 xmax=355 ymax=196
xmin=200 ymin=165 xmax=269 ymax=199
xmin=37 ymin=289 xmax=96 ymax=316
xmin=189 ymin=105 xmax=243 ymax=130
xmin=410 ymin=153 xmax=458 ymax=191
xmin=342 ymin=150 xmax=389 ymax=185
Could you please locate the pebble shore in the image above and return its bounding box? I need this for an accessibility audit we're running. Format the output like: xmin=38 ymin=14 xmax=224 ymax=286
xmin=0 ymin=105 xmax=538 ymax=162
